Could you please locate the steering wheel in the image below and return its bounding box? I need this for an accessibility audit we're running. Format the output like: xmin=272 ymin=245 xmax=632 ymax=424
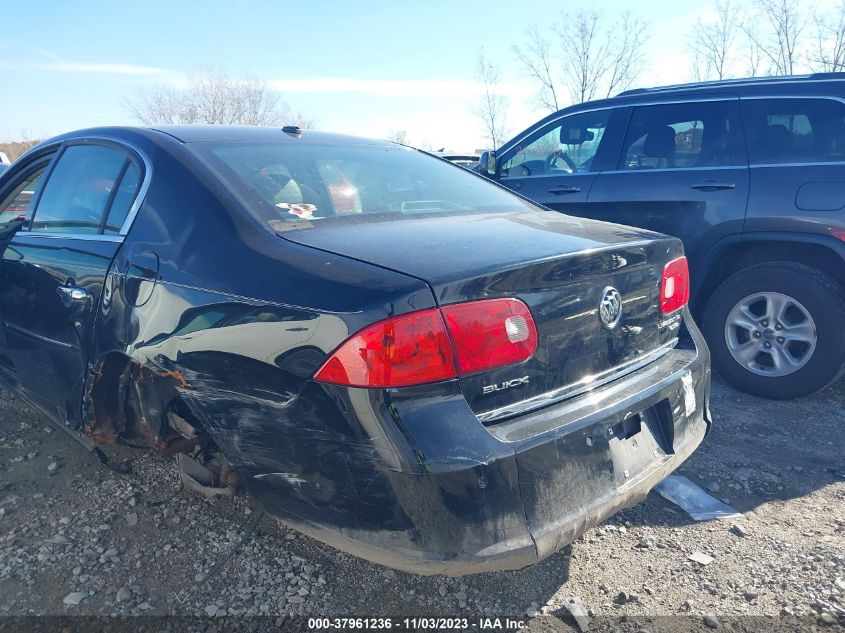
xmin=546 ymin=150 xmax=578 ymax=174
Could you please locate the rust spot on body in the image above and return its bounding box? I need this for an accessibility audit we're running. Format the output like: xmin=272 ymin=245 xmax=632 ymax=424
xmin=151 ymin=369 xmax=191 ymax=389
xmin=84 ymin=357 xmax=198 ymax=454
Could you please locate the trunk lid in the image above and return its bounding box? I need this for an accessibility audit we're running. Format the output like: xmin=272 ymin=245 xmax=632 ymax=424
xmin=282 ymin=210 xmax=684 ymax=422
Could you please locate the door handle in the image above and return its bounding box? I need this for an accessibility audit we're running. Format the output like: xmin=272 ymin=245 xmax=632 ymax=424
xmin=690 ymin=181 xmax=736 ymax=191
xmin=548 ymin=185 xmax=581 ymax=195
xmin=57 ymin=285 xmax=90 ymax=307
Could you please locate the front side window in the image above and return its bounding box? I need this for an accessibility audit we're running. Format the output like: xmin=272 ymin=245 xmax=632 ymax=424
xmin=0 ymin=167 xmax=46 ymax=222
xmin=500 ymin=110 xmax=611 ymax=178
xmin=191 ymin=142 xmax=536 ymax=230
xmin=31 ymin=145 xmax=137 ymax=234
xmin=620 ymin=101 xmax=738 ymax=170
xmin=742 ymin=98 xmax=845 ymax=165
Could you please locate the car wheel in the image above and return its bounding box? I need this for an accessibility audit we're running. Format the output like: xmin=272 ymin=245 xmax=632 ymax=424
xmin=702 ymin=262 xmax=845 ymax=399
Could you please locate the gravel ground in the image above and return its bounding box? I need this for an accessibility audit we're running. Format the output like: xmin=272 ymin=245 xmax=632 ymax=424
xmin=0 ymin=376 xmax=843 ymax=630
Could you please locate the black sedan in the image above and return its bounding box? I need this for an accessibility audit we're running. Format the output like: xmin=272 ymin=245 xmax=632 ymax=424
xmin=0 ymin=126 xmax=711 ymax=575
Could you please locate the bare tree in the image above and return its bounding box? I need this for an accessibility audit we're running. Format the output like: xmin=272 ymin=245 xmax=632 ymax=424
xmin=556 ymin=10 xmax=605 ymax=104
xmin=472 ymin=50 xmax=511 ymax=150
xmin=741 ymin=0 xmax=807 ymax=75
xmin=811 ymin=1 xmax=845 ymax=71
xmin=512 ymin=25 xmax=561 ymax=111
xmin=602 ymin=12 xmax=649 ymax=97
xmin=557 ymin=10 xmax=648 ymax=102
xmin=126 ymin=68 xmax=315 ymax=127
xmin=126 ymin=85 xmax=187 ymax=125
xmin=287 ymin=111 xmax=318 ymax=130
xmin=740 ymin=20 xmax=765 ymax=77
xmin=386 ymin=129 xmax=409 ymax=145
xmin=689 ymin=0 xmax=737 ymax=80
xmin=690 ymin=50 xmax=711 ymax=82
xmin=516 ymin=11 xmax=648 ymax=109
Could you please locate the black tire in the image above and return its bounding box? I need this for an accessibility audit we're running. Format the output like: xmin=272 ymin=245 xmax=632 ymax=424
xmin=701 ymin=262 xmax=845 ymax=399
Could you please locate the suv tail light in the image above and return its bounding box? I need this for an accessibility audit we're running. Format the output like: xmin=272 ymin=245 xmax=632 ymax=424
xmin=660 ymin=256 xmax=690 ymax=315
xmin=313 ymin=298 xmax=538 ymax=388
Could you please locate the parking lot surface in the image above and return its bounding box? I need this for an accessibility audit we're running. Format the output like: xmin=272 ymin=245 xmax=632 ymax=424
xmin=0 ymin=377 xmax=843 ymax=628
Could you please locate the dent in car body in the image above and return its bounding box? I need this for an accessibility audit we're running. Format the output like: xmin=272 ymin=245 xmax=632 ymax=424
xmin=0 ymin=127 xmax=710 ymax=575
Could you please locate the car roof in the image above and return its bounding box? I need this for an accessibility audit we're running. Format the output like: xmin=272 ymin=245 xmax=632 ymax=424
xmin=35 ymin=125 xmax=395 ymax=149
xmin=539 ymin=73 xmax=845 ymax=120
xmin=615 ymin=72 xmax=845 ymax=99
xmin=148 ymin=124 xmax=390 ymax=145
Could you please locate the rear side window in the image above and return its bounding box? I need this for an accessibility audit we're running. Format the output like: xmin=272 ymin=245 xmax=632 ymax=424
xmin=31 ymin=145 xmax=139 ymax=234
xmin=742 ymin=98 xmax=845 ymax=165
xmin=191 ymin=142 xmax=534 ymax=230
xmin=103 ymin=162 xmax=141 ymax=234
xmin=621 ymin=101 xmax=739 ymax=170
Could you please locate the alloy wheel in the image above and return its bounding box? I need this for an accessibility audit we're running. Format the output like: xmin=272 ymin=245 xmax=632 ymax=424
xmin=724 ymin=291 xmax=817 ymax=377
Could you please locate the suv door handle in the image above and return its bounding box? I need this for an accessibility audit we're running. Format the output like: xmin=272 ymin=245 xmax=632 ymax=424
xmin=57 ymin=285 xmax=90 ymax=307
xmin=690 ymin=181 xmax=736 ymax=191
xmin=548 ymin=185 xmax=581 ymax=195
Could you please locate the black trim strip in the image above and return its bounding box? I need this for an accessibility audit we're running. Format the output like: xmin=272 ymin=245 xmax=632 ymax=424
xmin=5 ymin=323 xmax=75 ymax=350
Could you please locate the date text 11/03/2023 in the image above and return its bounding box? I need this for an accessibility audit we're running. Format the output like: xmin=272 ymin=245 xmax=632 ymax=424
xmin=307 ymin=617 xmax=528 ymax=630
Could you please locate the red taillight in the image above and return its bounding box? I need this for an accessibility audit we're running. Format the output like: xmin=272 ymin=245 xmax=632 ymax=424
xmin=441 ymin=299 xmax=538 ymax=375
xmin=313 ymin=298 xmax=538 ymax=388
xmin=660 ymin=256 xmax=690 ymax=315
xmin=313 ymin=308 xmax=456 ymax=388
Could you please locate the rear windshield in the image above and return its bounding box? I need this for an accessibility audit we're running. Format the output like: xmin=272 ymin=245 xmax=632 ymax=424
xmin=189 ymin=142 xmax=534 ymax=230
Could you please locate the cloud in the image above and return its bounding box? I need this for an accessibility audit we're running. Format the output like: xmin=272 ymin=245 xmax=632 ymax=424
xmin=0 ymin=60 xmax=171 ymax=75
xmin=268 ymin=77 xmax=532 ymax=100
xmin=1 ymin=49 xmax=172 ymax=76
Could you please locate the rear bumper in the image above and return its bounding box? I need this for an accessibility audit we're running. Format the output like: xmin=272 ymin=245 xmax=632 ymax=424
xmin=235 ymin=314 xmax=711 ymax=576
xmin=279 ymin=350 xmax=708 ymax=575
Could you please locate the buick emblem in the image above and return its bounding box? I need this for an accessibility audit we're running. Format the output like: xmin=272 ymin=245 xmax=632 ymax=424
xmin=598 ymin=287 xmax=622 ymax=329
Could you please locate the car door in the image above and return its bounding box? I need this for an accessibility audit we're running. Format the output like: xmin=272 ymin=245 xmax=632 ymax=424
xmin=495 ymin=108 xmax=624 ymax=215
xmin=0 ymin=159 xmax=54 ymax=384
xmin=0 ymin=140 xmax=144 ymax=427
xmin=740 ymin=96 xmax=845 ymax=233
xmin=586 ymin=98 xmax=750 ymax=272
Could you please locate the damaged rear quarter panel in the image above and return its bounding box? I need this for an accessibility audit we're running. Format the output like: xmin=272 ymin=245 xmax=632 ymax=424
xmin=83 ymin=129 xmax=522 ymax=568
xmin=95 ymin=278 xmax=537 ymax=574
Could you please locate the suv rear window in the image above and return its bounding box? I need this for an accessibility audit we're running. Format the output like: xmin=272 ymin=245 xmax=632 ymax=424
xmin=190 ymin=142 xmax=533 ymax=229
xmin=742 ymin=98 xmax=845 ymax=165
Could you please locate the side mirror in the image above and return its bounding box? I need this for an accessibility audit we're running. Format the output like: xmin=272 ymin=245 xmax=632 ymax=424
xmin=477 ymin=150 xmax=497 ymax=177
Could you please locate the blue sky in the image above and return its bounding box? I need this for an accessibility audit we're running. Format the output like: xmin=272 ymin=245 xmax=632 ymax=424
xmin=0 ymin=0 xmax=740 ymax=150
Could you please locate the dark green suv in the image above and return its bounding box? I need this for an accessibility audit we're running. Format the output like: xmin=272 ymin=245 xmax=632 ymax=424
xmin=476 ymin=73 xmax=845 ymax=399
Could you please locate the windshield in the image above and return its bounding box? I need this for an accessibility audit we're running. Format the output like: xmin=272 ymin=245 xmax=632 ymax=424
xmin=190 ymin=141 xmax=535 ymax=229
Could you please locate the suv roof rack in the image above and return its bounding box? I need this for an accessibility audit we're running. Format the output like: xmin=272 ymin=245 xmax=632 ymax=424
xmin=616 ymin=72 xmax=845 ymax=97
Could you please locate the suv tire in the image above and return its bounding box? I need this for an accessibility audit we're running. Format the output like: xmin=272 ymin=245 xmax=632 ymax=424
xmin=702 ymin=262 xmax=845 ymax=399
